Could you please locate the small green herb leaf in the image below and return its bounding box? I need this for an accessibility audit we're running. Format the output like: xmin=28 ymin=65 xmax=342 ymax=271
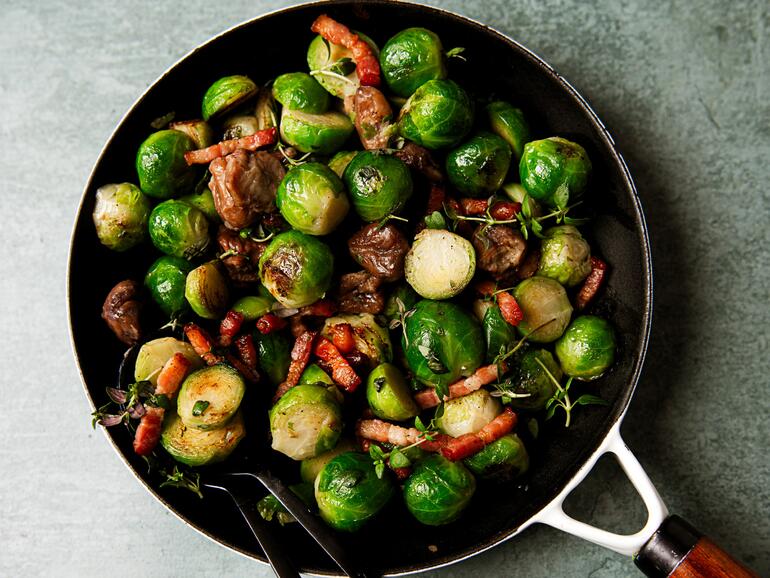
xmin=389 ymin=448 xmax=411 ymax=469
xmin=192 ymin=400 xmax=210 ymax=416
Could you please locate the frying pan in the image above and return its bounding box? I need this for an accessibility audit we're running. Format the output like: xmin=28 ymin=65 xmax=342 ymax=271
xmin=67 ymin=1 xmax=757 ymax=576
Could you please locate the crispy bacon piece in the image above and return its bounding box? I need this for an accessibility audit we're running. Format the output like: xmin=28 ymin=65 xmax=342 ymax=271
xmin=329 ymin=323 xmax=356 ymax=354
xmin=256 ymin=313 xmax=287 ymax=335
xmin=273 ymin=331 xmax=317 ymax=401
xmin=490 ymin=201 xmax=521 ymax=221
xmin=155 ymin=353 xmax=191 ymax=398
xmin=234 ymin=334 xmax=258 ymax=370
xmin=575 ymin=256 xmax=608 ymax=310
xmin=311 ymin=15 xmax=380 ymax=86
xmin=313 ymin=337 xmax=361 ymax=392
xmin=414 ymin=363 xmax=502 ymax=409
xmin=356 ymin=419 xmax=450 ymax=453
xmin=184 ymin=323 xmax=220 ymax=365
xmin=441 ymin=408 xmax=517 ymax=461
xmin=133 ymin=406 xmax=165 ymax=456
xmin=219 ymin=310 xmax=244 ymax=347
xmin=184 ymin=128 xmax=278 ymax=165
xmin=298 ymin=298 xmax=337 ymax=318
xmin=497 ymin=291 xmax=524 ymax=326
xmin=225 ymin=352 xmax=260 ymax=384
xmin=460 ymin=198 xmax=489 ymax=215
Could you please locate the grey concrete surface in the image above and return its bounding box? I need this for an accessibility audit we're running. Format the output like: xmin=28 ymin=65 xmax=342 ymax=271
xmin=0 ymin=0 xmax=767 ymax=576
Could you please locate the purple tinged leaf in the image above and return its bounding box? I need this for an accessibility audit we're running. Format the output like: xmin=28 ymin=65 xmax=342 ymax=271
xmin=98 ymin=414 xmax=126 ymax=427
xmin=128 ymin=403 xmax=146 ymax=419
xmin=105 ymin=387 xmax=127 ymax=404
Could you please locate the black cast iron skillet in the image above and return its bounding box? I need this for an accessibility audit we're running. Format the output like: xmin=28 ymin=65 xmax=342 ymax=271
xmin=67 ymin=1 xmax=757 ymax=576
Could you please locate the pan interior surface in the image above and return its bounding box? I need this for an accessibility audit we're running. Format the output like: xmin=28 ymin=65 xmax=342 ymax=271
xmin=68 ymin=1 xmax=652 ymax=574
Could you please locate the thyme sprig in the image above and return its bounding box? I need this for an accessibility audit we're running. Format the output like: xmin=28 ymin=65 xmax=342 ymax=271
xmin=536 ymin=358 xmax=608 ymax=427
xmin=387 ymin=297 xmax=415 ymax=348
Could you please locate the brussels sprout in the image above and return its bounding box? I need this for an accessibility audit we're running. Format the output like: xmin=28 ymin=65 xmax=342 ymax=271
xmin=231 ymin=295 xmax=273 ymax=321
xmin=259 ymin=230 xmax=334 ymax=308
xmin=177 ymin=364 xmax=246 ymax=430
xmin=537 ymin=225 xmax=592 ymax=287
xmin=255 ymin=331 xmax=292 ymax=386
xmin=482 ymin=303 xmax=518 ymax=363
xmin=403 ymin=454 xmax=476 ymax=526
xmin=380 ymin=28 xmax=447 ymax=97
xmin=169 ymin=120 xmax=215 ymax=149
xmin=405 ymin=229 xmax=475 ymax=299
xmin=555 ymin=315 xmax=616 ymax=380
xmin=148 ymin=199 xmax=210 ymax=259
xmin=201 ymin=75 xmax=258 ymax=121
xmin=185 ymin=261 xmax=229 ymax=320
xmin=136 ymin=130 xmax=198 ymax=199
xmin=343 ymin=151 xmax=413 ymax=222
xmin=161 ymin=411 xmax=245 ymax=467
xmin=134 ymin=337 xmax=204 ymax=387
xmin=486 ymin=102 xmax=530 ymax=162
xmin=222 ymin=114 xmax=260 ymax=140
xmin=179 ymin=187 xmax=220 ymax=223
xmin=300 ymin=438 xmax=356 ymax=483
xmin=92 ymin=183 xmax=151 ymax=251
xmin=502 ymin=182 xmax=541 ymax=218
xmin=437 ymin=389 xmax=501 ymax=437
xmin=397 ymin=79 xmax=473 ymax=150
xmin=254 ymin=86 xmax=278 ymax=130
xmin=257 ymin=482 xmax=316 ymax=525
xmin=513 ymin=276 xmax=573 ymax=343
xmin=402 ymin=300 xmax=484 ymax=389
xmin=280 ymin=108 xmax=354 ymax=155
xmin=270 ymin=384 xmax=343 ymax=460
xmin=144 ymin=255 xmax=194 ymax=317
xmin=504 ymin=348 xmax=562 ymax=411
xmin=328 ymin=150 xmax=357 ymax=178
xmin=307 ymin=33 xmax=379 ymax=99
xmin=273 ymin=72 xmax=330 ymax=113
xmin=315 ymin=452 xmax=394 ymax=531
xmin=366 ymin=363 xmax=419 ymax=421
xmin=298 ymin=363 xmax=334 ymax=386
xmin=276 ymin=163 xmax=350 ymax=235
xmin=464 ymin=433 xmax=529 ymax=481
xmin=383 ymin=283 xmax=420 ymax=321
xmin=519 ymin=137 xmax=591 ymax=207
xmin=445 ymin=133 xmax=512 ymax=197
xmin=322 ymin=314 xmax=393 ymax=368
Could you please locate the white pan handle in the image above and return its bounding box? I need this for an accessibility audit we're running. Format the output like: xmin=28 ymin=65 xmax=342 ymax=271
xmin=531 ymin=421 xmax=668 ymax=557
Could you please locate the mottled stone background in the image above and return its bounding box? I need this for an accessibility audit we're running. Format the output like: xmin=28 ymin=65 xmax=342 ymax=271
xmin=0 ymin=0 xmax=767 ymax=576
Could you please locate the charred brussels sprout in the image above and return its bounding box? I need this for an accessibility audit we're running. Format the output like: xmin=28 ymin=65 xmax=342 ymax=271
xmin=315 ymin=452 xmax=394 ymax=531
xmin=445 ymin=132 xmax=512 ymax=197
xmin=177 ymin=364 xmax=245 ymax=430
xmin=136 ymin=130 xmax=197 ymax=199
xmin=366 ymin=363 xmax=418 ymax=421
xmin=437 ymin=389 xmax=501 ymax=437
xmin=555 ymin=316 xmax=616 ymax=380
xmin=144 ymin=256 xmax=194 ymax=317
xmin=273 ymin=72 xmax=330 ymax=113
xmin=270 ymin=384 xmax=342 ymax=460
xmin=380 ymin=28 xmax=447 ymax=97
xmin=169 ymin=120 xmax=214 ymax=149
xmin=231 ymin=295 xmax=273 ymax=321
xmin=397 ymin=79 xmax=473 ymax=149
xmin=486 ymin=101 xmax=530 ymax=162
xmin=405 ymin=229 xmax=475 ymax=299
xmin=322 ymin=314 xmax=393 ymax=368
xmin=504 ymin=348 xmax=562 ymax=411
xmin=513 ymin=276 xmax=573 ymax=343
xmin=179 ymin=187 xmax=220 ymax=223
xmin=255 ymin=331 xmax=292 ymax=387
xmin=185 ymin=261 xmax=229 ymax=320
xmin=519 ymin=137 xmax=591 ymax=207
xmin=328 ymin=150 xmax=357 ymax=178
xmin=402 ymin=300 xmax=484 ymax=389
xmin=343 ymin=151 xmax=413 ymax=222
xmin=92 ymin=183 xmax=151 ymax=251
xmin=134 ymin=337 xmax=203 ymax=387
xmin=276 ymin=163 xmax=350 ymax=235
xmin=403 ymin=454 xmax=476 ymax=526
xmin=482 ymin=303 xmax=518 ymax=363
xmin=259 ymin=230 xmax=334 ymax=308
xmin=201 ymin=75 xmax=258 ymax=121
xmin=300 ymin=438 xmax=356 ymax=483
xmin=538 ymin=225 xmax=592 ymax=287
xmin=161 ymin=411 xmax=246 ymax=467
xmin=148 ymin=199 xmax=210 ymax=259
xmin=280 ymin=108 xmax=354 ymax=155
xmin=464 ymin=433 xmax=529 ymax=481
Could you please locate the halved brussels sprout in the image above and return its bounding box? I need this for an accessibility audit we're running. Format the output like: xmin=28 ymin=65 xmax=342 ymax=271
xmin=315 ymin=452 xmax=394 ymax=531
xmin=519 ymin=137 xmax=591 ymax=207
xmin=437 ymin=389 xmax=502 ymax=437
xmin=276 ymin=163 xmax=350 ymax=235
xmin=300 ymin=438 xmax=356 ymax=483
xmin=148 ymin=199 xmax=210 ymax=259
xmin=306 ymin=33 xmax=379 ymax=99
xmin=92 ymin=183 xmax=151 ymax=251
xmin=177 ymin=364 xmax=246 ymax=430
xmin=343 ymin=151 xmax=413 ymax=222
xmin=179 ymin=187 xmax=220 ymax=223
xmin=201 ymin=75 xmax=258 ymax=121
xmin=136 ymin=130 xmax=198 ymax=199
xmin=402 ymin=300 xmax=484 ymax=389
xmin=445 ymin=132 xmax=512 ymax=197
xmin=321 ymin=314 xmax=393 ymax=368
xmin=273 ymin=72 xmax=330 ymax=113
xmin=144 ymin=255 xmax=194 ymax=317
xmin=405 ymin=228 xmax=475 ymax=299
xmin=380 ymin=27 xmax=447 ymax=97
xmin=280 ymin=108 xmax=354 ymax=155
xmin=397 ymin=79 xmax=473 ymax=149
xmin=486 ymin=101 xmax=530 ymax=162
xmin=403 ymin=454 xmax=476 ymax=526
xmin=464 ymin=433 xmax=529 ymax=481
xmin=134 ymin=337 xmax=204 ymax=387
xmin=513 ymin=276 xmax=573 ymax=343
xmin=255 ymin=331 xmax=292 ymax=387
xmin=185 ymin=261 xmax=229 ymax=320
xmin=161 ymin=410 xmax=245 ymax=467
xmin=537 ymin=225 xmax=592 ymax=287
xmin=169 ymin=120 xmax=215 ymax=149
xmin=259 ymin=230 xmax=334 ymax=308
xmin=383 ymin=283 xmax=420 ymax=321
xmin=482 ymin=302 xmax=518 ymax=363
xmin=555 ymin=315 xmax=616 ymax=380
xmin=366 ymin=363 xmax=419 ymax=421
xmin=328 ymin=150 xmax=357 ymax=178
xmin=254 ymin=86 xmax=278 ymax=130
xmin=270 ymin=384 xmax=343 ymax=460
xmin=504 ymin=348 xmax=562 ymax=411
xmin=298 ymin=363 xmax=334 ymax=386
xmin=231 ymin=295 xmax=273 ymax=321
xmin=222 ymin=114 xmax=260 ymax=140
